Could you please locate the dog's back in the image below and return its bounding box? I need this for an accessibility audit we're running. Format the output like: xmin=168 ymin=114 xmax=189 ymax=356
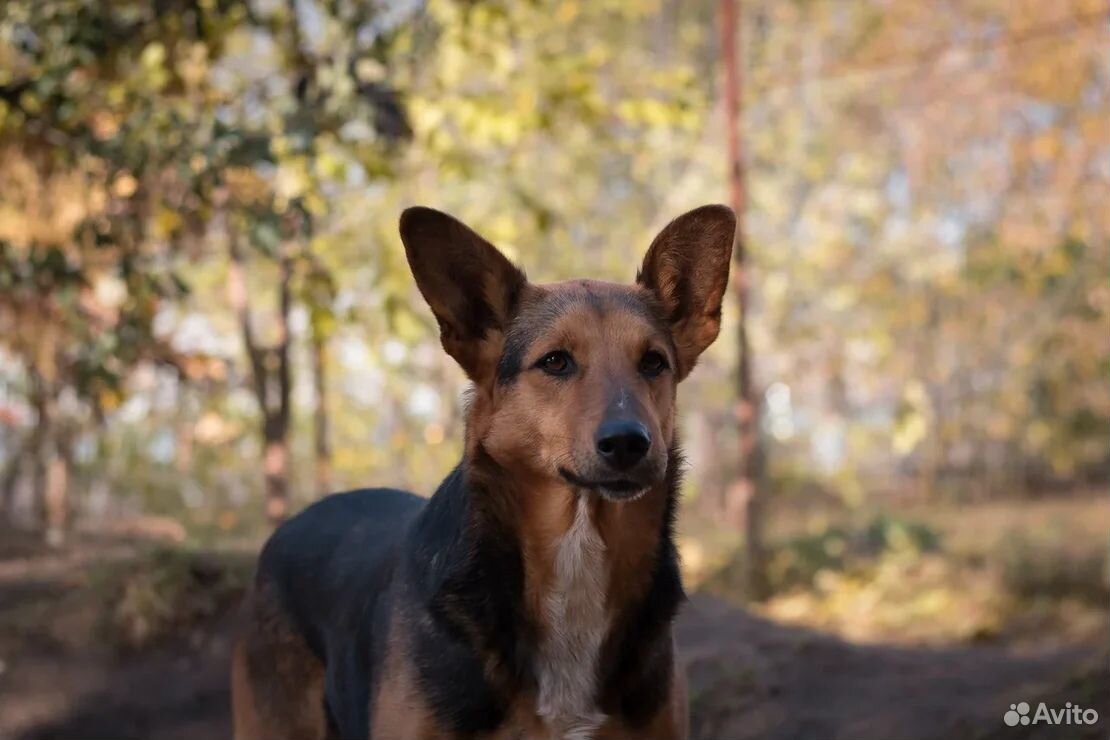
xmin=232 ymin=488 xmax=424 ymax=740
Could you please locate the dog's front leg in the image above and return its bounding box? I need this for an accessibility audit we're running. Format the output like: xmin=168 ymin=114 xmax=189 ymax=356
xmin=598 ymin=653 xmax=689 ymax=740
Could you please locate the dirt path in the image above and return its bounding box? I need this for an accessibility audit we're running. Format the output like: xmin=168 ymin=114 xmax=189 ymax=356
xmin=678 ymin=597 xmax=1102 ymax=740
xmin=0 ymin=537 xmax=1102 ymax=740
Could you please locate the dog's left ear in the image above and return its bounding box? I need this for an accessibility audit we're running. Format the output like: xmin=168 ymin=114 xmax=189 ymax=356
xmin=400 ymin=207 xmax=528 ymax=384
xmin=637 ymin=204 xmax=735 ymax=380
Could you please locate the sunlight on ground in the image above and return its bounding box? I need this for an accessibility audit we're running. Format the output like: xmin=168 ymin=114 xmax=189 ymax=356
xmin=681 ymin=496 xmax=1109 ymax=648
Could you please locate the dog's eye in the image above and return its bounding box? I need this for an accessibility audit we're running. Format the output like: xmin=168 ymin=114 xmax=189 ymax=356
xmin=537 ymin=350 xmax=576 ymax=376
xmin=639 ymin=350 xmax=668 ymax=377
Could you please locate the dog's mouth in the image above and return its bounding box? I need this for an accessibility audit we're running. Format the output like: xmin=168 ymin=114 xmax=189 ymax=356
xmin=558 ymin=467 xmax=651 ymax=501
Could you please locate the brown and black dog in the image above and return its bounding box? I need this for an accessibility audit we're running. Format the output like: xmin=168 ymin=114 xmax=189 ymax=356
xmin=231 ymin=204 xmax=735 ymax=740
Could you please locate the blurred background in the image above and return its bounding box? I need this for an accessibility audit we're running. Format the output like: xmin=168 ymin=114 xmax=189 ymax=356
xmin=0 ymin=1 xmax=1107 ymax=739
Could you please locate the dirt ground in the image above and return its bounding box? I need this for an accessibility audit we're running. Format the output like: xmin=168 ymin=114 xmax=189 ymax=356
xmin=0 ymin=532 xmax=1104 ymax=740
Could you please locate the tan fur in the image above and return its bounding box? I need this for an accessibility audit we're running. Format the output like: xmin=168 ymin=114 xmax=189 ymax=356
xmin=230 ymin=641 xmax=262 ymax=740
xmin=236 ymin=205 xmax=734 ymax=740
xmin=640 ymin=209 xmax=733 ymax=379
xmin=594 ymin=488 xmax=670 ymax=608
xmin=231 ymin=586 xmax=328 ymax=740
xmin=462 ymin=281 xmax=689 ymax=740
xmin=367 ymin=594 xmax=687 ymax=740
xmin=234 ymin=284 xmax=690 ymax=739
xmin=518 ymin=477 xmax=578 ymax=626
xmin=370 ymin=616 xmax=440 ymax=739
xmin=479 ymin=283 xmax=677 ymax=487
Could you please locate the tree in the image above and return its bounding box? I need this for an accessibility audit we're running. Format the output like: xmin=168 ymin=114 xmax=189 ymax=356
xmin=207 ymin=0 xmax=411 ymax=524
xmin=718 ymin=0 xmax=768 ymax=598
xmin=225 ymin=224 xmax=294 ymax=524
xmin=303 ymin=259 xmax=337 ymax=497
xmin=733 ymin=0 xmax=1110 ymax=502
xmin=0 ymin=0 xmax=232 ymax=537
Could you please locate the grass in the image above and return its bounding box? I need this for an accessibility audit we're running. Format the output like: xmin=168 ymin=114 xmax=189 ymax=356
xmin=681 ymin=495 xmax=1109 ymax=647
xmin=91 ymin=545 xmax=253 ymax=651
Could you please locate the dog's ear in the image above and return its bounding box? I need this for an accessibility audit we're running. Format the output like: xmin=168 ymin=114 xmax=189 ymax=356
xmin=400 ymin=207 xmax=528 ymax=383
xmin=637 ymin=204 xmax=735 ymax=380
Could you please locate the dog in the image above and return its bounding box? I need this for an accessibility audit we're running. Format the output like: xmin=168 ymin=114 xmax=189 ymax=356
xmin=231 ymin=204 xmax=735 ymax=739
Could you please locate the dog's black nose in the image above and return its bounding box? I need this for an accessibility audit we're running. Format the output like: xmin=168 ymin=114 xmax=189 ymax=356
xmin=595 ymin=420 xmax=651 ymax=470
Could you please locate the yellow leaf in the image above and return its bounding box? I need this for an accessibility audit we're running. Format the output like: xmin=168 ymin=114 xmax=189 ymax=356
xmin=153 ymin=206 xmax=183 ymax=238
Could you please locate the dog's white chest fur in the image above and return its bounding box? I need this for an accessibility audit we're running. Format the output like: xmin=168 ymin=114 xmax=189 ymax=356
xmin=536 ymin=498 xmax=609 ymax=739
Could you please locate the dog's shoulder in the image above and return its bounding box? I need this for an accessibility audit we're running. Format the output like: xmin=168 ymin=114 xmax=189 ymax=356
xmin=256 ymin=487 xmax=424 ymax=646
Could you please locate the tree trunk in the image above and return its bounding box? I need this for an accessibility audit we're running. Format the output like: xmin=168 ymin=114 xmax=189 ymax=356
xmin=43 ymin=431 xmax=71 ymax=547
xmin=922 ymin=289 xmax=944 ymax=500
xmin=262 ymin=408 xmax=290 ymax=526
xmin=175 ymin=384 xmax=195 ymax=475
xmin=27 ymin=376 xmax=50 ymax=531
xmin=228 ymin=231 xmax=294 ymax=527
xmin=268 ymin=244 xmax=293 ymax=525
xmin=719 ymin=0 xmax=769 ymax=600
xmin=30 ymin=430 xmax=47 ymax=528
xmin=27 ymin=376 xmax=70 ymax=546
xmin=311 ymin=329 xmax=331 ymax=497
xmin=1 ymin=438 xmax=24 ymax=523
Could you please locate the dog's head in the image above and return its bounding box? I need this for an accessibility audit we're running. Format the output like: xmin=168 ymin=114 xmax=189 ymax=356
xmin=400 ymin=205 xmax=734 ymax=501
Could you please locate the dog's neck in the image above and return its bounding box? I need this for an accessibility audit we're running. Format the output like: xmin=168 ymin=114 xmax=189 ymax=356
xmin=466 ymin=450 xmax=673 ymax=619
xmin=435 ymin=445 xmax=685 ymax=609
xmin=408 ymin=450 xmax=685 ymax=731
xmin=468 ymin=453 xmax=679 ymax=735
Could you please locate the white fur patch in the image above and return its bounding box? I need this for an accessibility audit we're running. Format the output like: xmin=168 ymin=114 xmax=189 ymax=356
xmin=536 ymin=497 xmax=609 ymax=739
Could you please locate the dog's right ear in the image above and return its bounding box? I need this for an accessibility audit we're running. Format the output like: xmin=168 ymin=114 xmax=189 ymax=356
xmin=637 ymin=204 xmax=735 ymax=380
xmin=399 ymin=207 xmax=528 ymax=383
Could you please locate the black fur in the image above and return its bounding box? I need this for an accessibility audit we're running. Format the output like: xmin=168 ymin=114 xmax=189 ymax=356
xmin=255 ymin=488 xmax=421 ymax=738
xmin=251 ymin=449 xmax=684 ymax=738
xmin=495 ymin=322 xmax=536 ymax=383
xmin=598 ymin=448 xmax=686 ymax=725
xmin=401 ymin=457 xmax=535 ymax=732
